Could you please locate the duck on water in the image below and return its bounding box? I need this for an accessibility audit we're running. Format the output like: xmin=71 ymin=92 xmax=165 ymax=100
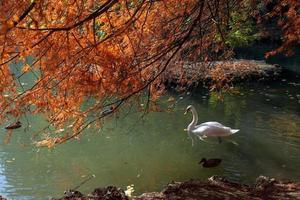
xmin=199 ymin=158 xmax=222 ymax=168
xmin=5 ymin=121 xmax=22 ymax=130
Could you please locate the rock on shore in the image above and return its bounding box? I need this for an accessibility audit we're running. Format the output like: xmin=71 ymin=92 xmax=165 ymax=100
xmin=52 ymin=186 xmax=129 ymax=200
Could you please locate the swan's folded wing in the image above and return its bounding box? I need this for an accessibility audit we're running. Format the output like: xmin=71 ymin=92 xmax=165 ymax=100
xmin=194 ymin=124 xmax=230 ymax=136
xmin=192 ymin=125 xmax=210 ymax=134
xmin=198 ymin=121 xmax=225 ymax=128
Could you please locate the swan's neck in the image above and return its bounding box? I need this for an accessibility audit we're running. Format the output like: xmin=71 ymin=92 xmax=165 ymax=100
xmin=188 ymin=108 xmax=198 ymax=130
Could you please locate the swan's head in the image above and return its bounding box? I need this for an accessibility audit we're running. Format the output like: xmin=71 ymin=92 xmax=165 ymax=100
xmin=184 ymin=105 xmax=194 ymax=115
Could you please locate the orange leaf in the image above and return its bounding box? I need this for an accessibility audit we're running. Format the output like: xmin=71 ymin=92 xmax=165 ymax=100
xmin=22 ymin=64 xmax=31 ymax=73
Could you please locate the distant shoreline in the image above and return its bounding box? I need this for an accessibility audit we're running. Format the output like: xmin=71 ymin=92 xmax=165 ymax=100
xmin=164 ymin=59 xmax=282 ymax=88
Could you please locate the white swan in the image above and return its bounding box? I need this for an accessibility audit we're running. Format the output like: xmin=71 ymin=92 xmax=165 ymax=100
xmin=184 ymin=105 xmax=239 ymax=145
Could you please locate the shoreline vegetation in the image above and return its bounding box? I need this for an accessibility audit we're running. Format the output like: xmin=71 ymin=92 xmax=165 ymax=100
xmin=164 ymin=59 xmax=282 ymax=89
xmin=46 ymin=176 xmax=300 ymax=200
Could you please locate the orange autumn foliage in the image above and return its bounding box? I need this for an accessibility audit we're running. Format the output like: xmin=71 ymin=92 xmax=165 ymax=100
xmin=0 ymin=0 xmax=299 ymax=146
xmin=262 ymin=0 xmax=300 ymax=57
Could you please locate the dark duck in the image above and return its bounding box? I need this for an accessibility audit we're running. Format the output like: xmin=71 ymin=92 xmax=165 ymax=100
xmin=199 ymin=158 xmax=222 ymax=168
xmin=5 ymin=121 xmax=22 ymax=130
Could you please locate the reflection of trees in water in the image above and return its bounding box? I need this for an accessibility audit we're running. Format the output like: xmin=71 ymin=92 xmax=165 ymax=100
xmin=268 ymin=114 xmax=300 ymax=138
xmin=191 ymin=86 xmax=300 ymax=179
xmin=0 ymin=135 xmax=100 ymax=198
xmin=205 ymin=84 xmax=300 ymax=128
xmin=206 ymin=90 xmax=247 ymax=128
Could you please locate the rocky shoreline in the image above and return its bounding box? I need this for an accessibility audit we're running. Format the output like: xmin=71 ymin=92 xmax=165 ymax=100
xmin=47 ymin=176 xmax=300 ymax=200
xmin=136 ymin=176 xmax=300 ymax=200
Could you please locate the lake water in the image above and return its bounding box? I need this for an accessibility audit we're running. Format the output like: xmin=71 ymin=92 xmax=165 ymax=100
xmin=0 ymin=51 xmax=300 ymax=199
